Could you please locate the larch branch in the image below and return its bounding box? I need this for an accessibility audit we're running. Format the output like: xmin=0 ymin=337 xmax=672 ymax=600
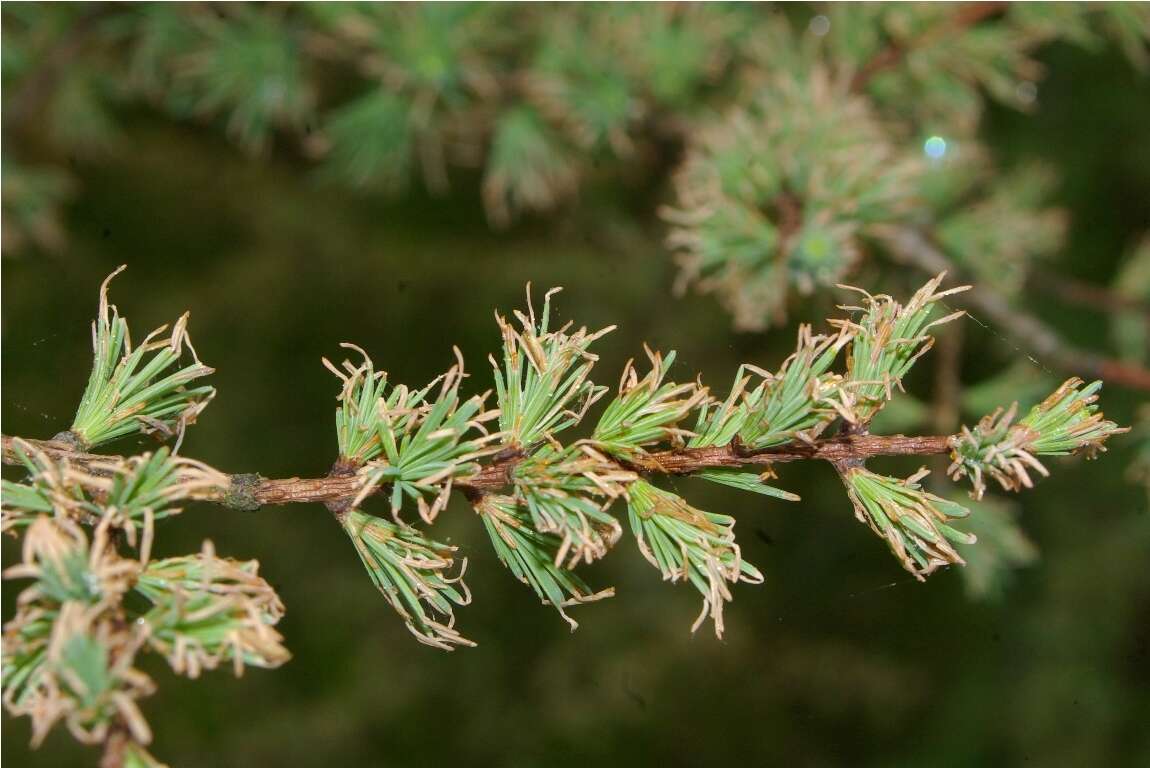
xmin=2 ymin=432 xmax=953 ymax=512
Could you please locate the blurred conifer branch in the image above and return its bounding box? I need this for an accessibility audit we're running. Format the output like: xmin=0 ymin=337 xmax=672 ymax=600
xmin=661 ymin=5 xmax=1149 ymax=359
xmin=2 ymin=269 xmax=1127 ymax=766
xmin=4 ymin=3 xmax=1148 ymax=394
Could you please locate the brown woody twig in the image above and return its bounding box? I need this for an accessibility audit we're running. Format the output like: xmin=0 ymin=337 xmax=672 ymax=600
xmin=3 ymin=432 xmax=953 ymax=512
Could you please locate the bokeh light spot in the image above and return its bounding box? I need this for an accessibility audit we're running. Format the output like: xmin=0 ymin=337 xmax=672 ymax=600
xmin=924 ymin=136 xmax=948 ymax=160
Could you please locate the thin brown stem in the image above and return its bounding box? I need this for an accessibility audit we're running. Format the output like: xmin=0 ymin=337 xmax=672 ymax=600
xmin=3 ymin=432 xmax=954 ymax=512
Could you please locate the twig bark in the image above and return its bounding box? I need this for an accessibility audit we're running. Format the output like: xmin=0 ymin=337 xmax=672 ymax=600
xmin=877 ymin=225 xmax=1150 ymax=392
xmin=3 ymin=432 xmax=953 ymax=512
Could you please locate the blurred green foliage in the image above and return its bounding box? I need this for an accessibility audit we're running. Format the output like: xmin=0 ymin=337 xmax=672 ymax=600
xmin=6 ymin=2 xmax=1147 ymax=331
xmin=3 ymin=3 xmax=1150 ymax=767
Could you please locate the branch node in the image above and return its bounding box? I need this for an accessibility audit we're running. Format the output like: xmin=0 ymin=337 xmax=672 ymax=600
xmin=223 ymin=473 xmax=264 ymax=512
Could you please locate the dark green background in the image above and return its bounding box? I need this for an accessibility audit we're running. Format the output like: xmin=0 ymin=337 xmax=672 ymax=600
xmin=4 ymin=31 xmax=1150 ymax=768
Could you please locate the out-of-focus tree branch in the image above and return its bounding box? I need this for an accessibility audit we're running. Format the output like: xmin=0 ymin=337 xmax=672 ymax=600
xmin=876 ymin=224 xmax=1150 ymax=392
xmin=1028 ymin=271 xmax=1150 ymax=319
xmin=849 ymin=2 xmax=1009 ymax=93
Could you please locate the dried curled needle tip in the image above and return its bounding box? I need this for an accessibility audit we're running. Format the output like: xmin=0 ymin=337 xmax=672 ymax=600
xmin=512 ymin=443 xmax=633 ymax=568
xmin=948 ymin=378 xmax=1128 ymax=499
xmin=832 ymin=272 xmax=969 ymax=426
xmin=341 ymin=509 xmax=474 ymax=650
xmin=490 ymin=284 xmax=614 ymax=447
xmin=626 ymin=479 xmax=762 ymax=638
xmin=69 ymin=266 xmax=215 ymax=451
xmin=2 ymin=439 xmax=228 ymax=564
xmin=592 ymin=345 xmax=707 ymax=461
xmin=2 ymin=517 xmax=153 ymax=748
xmin=842 ymin=467 xmax=975 ymax=581
xmin=135 ymin=540 xmax=290 ymax=679
xmin=475 ymin=494 xmax=613 ymax=631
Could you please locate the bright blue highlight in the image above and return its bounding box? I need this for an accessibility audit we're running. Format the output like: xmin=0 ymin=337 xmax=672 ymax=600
xmin=924 ymin=136 xmax=948 ymax=160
